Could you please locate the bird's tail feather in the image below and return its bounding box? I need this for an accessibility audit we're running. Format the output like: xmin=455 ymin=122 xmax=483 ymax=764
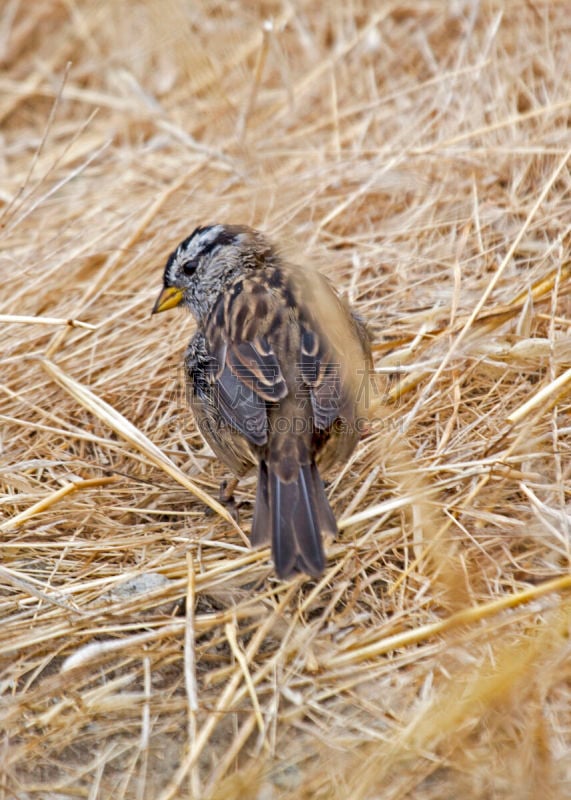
xmin=250 ymin=460 xmax=335 ymax=578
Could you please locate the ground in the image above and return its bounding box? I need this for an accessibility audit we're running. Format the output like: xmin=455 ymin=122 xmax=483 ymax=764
xmin=1 ymin=2 xmax=571 ymax=798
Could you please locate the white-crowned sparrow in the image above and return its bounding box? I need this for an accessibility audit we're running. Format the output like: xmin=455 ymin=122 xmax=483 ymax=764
xmin=152 ymin=224 xmax=372 ymax=578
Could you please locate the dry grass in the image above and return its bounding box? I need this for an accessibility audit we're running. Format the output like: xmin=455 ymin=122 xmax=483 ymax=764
xmin=2 ymin=1 xmax=571 ymax=797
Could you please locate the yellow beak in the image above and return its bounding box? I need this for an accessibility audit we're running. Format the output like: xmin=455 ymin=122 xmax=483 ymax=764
xmin=151 ymin=286 xmax=184 ymax=315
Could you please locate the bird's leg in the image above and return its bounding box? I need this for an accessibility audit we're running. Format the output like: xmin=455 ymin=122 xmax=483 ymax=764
xmin=215 ymin=477 xmax=240 ymax=523
xmin=219 ymin=477 xmax=239 ymax=504
xmin=205 ymin=477 xmax=241 ymax=520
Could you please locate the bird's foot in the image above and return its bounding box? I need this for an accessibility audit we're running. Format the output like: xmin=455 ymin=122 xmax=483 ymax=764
xmin=219 ymin=477 xmax=239 ymax=504
xmin=216 ymin=477 xmax=241 ymax=523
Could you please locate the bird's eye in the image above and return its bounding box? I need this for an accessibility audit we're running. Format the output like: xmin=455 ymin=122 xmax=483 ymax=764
xmin=182 ymin=260 xmax=197 ymax=276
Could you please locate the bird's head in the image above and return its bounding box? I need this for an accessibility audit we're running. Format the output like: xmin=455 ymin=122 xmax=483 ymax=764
xmin=151 ymin=224 xmax=276 ymax=322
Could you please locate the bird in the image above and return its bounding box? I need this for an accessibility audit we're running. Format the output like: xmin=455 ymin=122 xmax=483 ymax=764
xmin=152 ymin=224 xmax=373 ymax=579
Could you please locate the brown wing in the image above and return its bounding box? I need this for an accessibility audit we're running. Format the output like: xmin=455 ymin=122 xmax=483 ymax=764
xmin=202 ymin=267 xmax=365 ymax=448
xmin=201 ymin=275 xmax=286 ymax=447
xmin=299 ymin=325 xmax=345 ymax=430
